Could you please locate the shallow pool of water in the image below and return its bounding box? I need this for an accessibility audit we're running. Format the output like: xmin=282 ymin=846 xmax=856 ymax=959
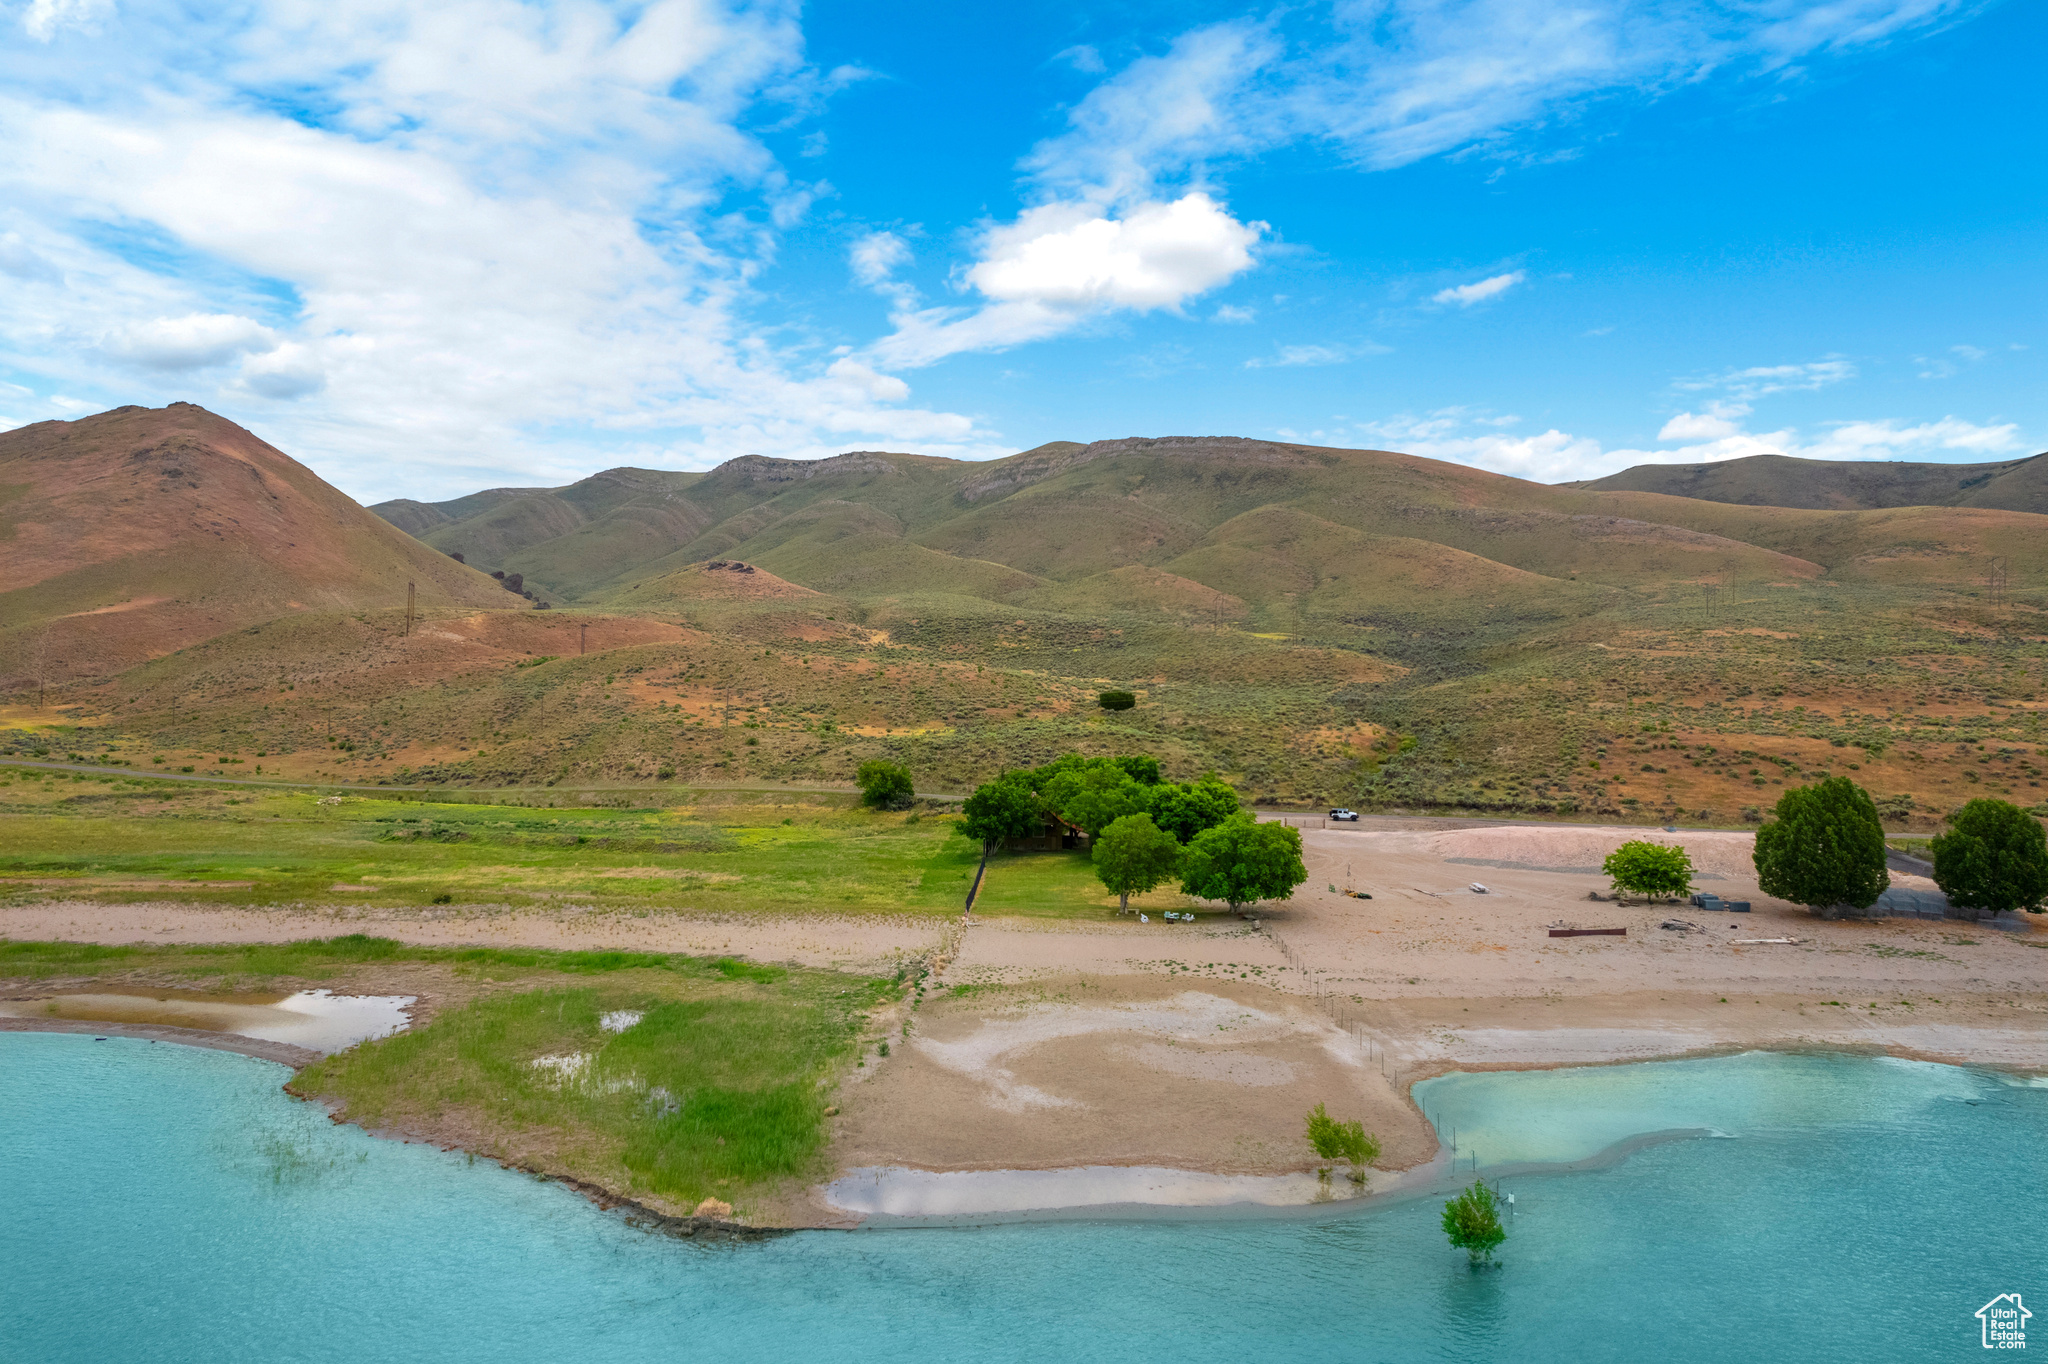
xmin=0 ymin=988 xmax=412 ymax=1052
xmin=4 ymin=1036 xmax=2041 ymax=1362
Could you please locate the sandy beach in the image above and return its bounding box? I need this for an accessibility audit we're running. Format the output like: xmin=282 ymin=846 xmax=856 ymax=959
xmin=6 ymin=818 xmax=2044 ymax=1221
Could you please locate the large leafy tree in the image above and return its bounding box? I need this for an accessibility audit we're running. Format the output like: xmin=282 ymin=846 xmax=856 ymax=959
xmin=1092 ymin=813 xmax=1183 ymax=913
xmin=959 ymin=774 xmax=1043 ymax=853
xmin=1752 ymin=776 xmax=1890 ymax=917
xmin=1932 ymin=799 xmax=2048 ymax=918
xmin=1044 ymin=760 xmax=1151 ymax=837
xmin=1602 ymin=840 xmax=1695 ymax=901
xmin=854 ymin=760 xmax=914 ymax=810
xmin=1179 ymin=813 xmax=1307 ymax=912
xmin=1149 ymin=775 xmax=1241 ymax=844
xmin=1442 ymin=1181 xmax=1507 ymax=1266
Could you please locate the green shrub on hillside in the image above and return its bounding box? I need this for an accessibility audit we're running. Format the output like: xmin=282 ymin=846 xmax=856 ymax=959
xmin=1097 ymin=690 xmax=1136 ymax=711
xmin=1753 ymin=777 xmax=1889 ymax=918
xmin=855 ymin=759 xmax=914 ymax=810
xmin=1932 ymin=798 xmax=2048 ymax=918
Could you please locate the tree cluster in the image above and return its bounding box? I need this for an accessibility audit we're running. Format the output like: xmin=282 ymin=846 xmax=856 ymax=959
xmin=959 ymin=754 xmax=1307 ymax=914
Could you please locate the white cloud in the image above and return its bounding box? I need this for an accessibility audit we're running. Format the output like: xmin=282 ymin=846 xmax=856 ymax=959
xmin=1681 ymin=359 xmax=1858 ymax=399
xmin=868 ymin=193 xmax=1263 ymax=369
xmin=1024 ymin=1 xmax=1972 ymax=195
xmin=237 ymin=343 xmax=326 ymax=400
xmin=1245 ymin=342 xmax=1381 ymax=369
xmin=1055 ymin=44 xmax=1107 ymax=75
xmin=22 ymin=0 xmax=113 ymax=42
xmin=1212 ymin=304 xmax=1256 ymax=324
xmin=850 ymin=230 xmax=914 ymax=296
xmin=968 ymin=194 xmax=1259 ymax=310
xmin=824 ymin=357 xmax=909 ymax=403
xmin=0 ymin=0 xmax=1009 ymax=498
xmin=1432 ymin=271 xmax=1525 ymax=307
xmin=1315 ymin=403 xmax=2027 ymax=484
xmin=1917 ymin=343 xmax=1989 ymax=378
xmin=101 ymin=313 xmax=280 ymax=371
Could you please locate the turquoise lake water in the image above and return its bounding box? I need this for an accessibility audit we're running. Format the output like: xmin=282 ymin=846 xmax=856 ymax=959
xmin=4 ymin=1033 xmax=2042 ymax=1362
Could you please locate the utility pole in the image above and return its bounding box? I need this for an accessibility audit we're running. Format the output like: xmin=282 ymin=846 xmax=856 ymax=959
xmin=405 ymin=581 xmax=415 ymax=638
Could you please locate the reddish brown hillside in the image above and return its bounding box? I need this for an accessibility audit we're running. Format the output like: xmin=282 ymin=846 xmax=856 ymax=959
xmin=0 ymin=403 xmax=512 ymax=689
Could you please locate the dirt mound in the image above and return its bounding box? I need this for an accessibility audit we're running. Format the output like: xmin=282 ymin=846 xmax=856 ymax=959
xmin=0 ymin=403 xmax=510 ymax=689
xmin=1424 ymin=826 xmax=1759 ymax=878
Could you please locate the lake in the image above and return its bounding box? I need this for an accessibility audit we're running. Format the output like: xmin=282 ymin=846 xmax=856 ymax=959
xmin=4 ymin=1033 xmax=2040 ymax=1362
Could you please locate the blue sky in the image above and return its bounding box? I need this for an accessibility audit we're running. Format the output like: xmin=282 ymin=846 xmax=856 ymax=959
xmin=1 ymin=0 xmax=2040 ymax=501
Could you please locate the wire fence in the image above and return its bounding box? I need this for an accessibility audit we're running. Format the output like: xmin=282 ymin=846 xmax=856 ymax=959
xmin=1261 ymin=921 xmax=1389 ymax=1077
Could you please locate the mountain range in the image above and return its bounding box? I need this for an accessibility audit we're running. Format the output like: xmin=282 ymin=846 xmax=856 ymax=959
xmin=4 ymin=405 xmax=2041 ymax=823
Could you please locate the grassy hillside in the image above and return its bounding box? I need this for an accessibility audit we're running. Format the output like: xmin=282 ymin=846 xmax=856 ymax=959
xmin=1571 ymin=451 xmax=2048 ymax=513
xmin=0 ymin=404 xmax=514 ymax=691
xmin=11 ymin=418 xmax=2045 ymax=826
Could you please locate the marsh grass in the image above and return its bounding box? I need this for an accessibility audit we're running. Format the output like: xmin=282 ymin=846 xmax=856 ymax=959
xmin=292 ymin=961 xmax=895 ymax=1210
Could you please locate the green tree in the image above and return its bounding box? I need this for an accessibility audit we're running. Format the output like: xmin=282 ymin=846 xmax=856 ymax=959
xmin=1180 ymin=813 xmax=1307 ymax=913
xmin=1114 ymin=755 xmax=1162 ymax=785
xmin=1097 ymin=690 xmax=1136 ymax=711
xmin=1932 ymin=798 xmax=2048 ymax=918
xmin=1044 ymin=760 xmax=1151 ymax=837
xmin=1602 ymin=840 xmax=1695 ymax=901
xmin=855 ymin=760 xmax=915 ymax=810
xmin=1305 ymin=1103 xmax=1382 ymax=1185
xmin=1442 ymin=1181 xmax=1507 ymax=1265
xmin=1752 ymin=776 xmax=1890 ymax=918
xmin=1092 ymin=813 xmax=1183 ymax=913
xmin=1149 ymin=775 xmax=1241 ymax=844
xmin=959 ymin=775 xmax=1043 ymax=853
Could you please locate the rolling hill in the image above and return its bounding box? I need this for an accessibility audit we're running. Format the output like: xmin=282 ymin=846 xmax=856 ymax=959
xmin=377 ymin=434 xmax=2048 ymax=621
xmin=1568 ymin=451 xmax=2048 ymax=513
xmin=0 ymin=403 xmax=513 ymax=690
xmin=9 ymin=409 xmax=2045 ymax=825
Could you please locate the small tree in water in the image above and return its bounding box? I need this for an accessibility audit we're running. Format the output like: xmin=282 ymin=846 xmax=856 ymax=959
xmin=1305 ymin=1103 xmax=1381 ymax=1185
xmin=1442 ymin=1181 xmax=1506 ymax=1266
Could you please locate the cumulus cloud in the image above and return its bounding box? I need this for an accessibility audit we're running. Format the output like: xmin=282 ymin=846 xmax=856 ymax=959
xmin=868 ymin=193 xmax=1264 ymax=369
xmin=0 ymin=0 xmax=1007 ymax=498
xmin=101 ymin=314 xmax=279 ymax=371
xmin=1432 ymin=271 xmax=1525 ymax=307
xmin=968 ymin=194 xmax=1259 ymax=310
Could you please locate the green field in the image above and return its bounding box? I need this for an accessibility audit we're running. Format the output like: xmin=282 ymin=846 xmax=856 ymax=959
xmin=0 ymin=935 xmax=896 ymax=1216
xmin=0 ymin=767 xmax=1214 ymax=919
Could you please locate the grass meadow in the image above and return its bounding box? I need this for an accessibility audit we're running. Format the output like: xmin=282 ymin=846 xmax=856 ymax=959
xmin=0 ymin=935 xmax=901 ymax=1215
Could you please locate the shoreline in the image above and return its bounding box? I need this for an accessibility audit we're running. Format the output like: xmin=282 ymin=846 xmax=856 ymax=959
xmin=0 ymin=1016 xmax=324 ymax=1067
xmin=7 ymin=1014 xmax=2043 ymax=1232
